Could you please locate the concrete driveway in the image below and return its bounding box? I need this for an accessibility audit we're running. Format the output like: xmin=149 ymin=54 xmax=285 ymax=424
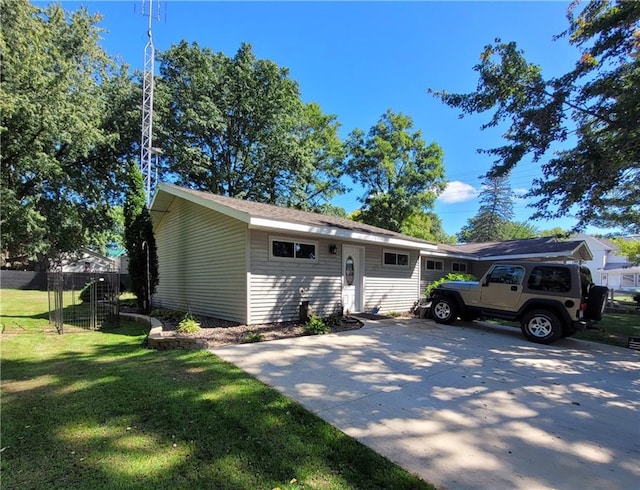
xmin=212 ymin=318 xmax=640 ymax=490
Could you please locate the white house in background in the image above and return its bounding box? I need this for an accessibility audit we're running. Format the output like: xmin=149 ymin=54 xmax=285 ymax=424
xmin=60 ymin=248 xmax=118 ymax=273
xmin=572 ymin=234 xmax=640 ymax=292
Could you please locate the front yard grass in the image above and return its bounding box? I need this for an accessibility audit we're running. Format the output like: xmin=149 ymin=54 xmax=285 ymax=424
xmin=573 ymin=311 xmax=640 ymax=347
xmin=0 ymin=290 xmax=433 ymax=489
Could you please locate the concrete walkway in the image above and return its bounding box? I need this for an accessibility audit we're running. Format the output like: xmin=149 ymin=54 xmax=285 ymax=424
xmin=212 ymin=318 xmax=640 ymax=490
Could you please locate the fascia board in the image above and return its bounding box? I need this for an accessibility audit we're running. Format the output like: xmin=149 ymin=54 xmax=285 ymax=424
xmin=249 ymin=217 xmax=437 ymax=251
xmin=155 ymin=183 xmax=251 ymax=224
xmin=421 ymin=250 xmax=478 ymax=260
xmin=601 ymin=266 xmax=640 ymax=274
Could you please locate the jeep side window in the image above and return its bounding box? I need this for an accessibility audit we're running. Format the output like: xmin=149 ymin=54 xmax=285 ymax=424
xmin=527 ymin=266 xmax=571 ymax=293
xmin=488 ymin=265 xmax=525 ymax=285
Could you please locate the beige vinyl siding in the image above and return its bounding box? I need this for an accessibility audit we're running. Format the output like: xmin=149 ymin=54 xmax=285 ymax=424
xmin=420 ymin=257 xmax=476 ymax=296
xmin=153 ymin=198 xmax=248 ymax=323
xmin=363 ymin=245 xmax=421 ymax=313
xmin=249 ymin=230 xmax=342 ymax=323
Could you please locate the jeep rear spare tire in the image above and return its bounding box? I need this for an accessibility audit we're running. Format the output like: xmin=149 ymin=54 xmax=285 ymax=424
xmin=432 ymin=296 xmax=458 ymax=325
xmin=520 ymin=310 xmax=562 ymax=344
xmin=585 ymin=285 xmax=608 ymax=321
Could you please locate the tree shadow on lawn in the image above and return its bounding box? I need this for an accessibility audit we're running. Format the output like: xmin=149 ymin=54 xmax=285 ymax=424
xmin=1 ymin=322 xmax=432 ymax=490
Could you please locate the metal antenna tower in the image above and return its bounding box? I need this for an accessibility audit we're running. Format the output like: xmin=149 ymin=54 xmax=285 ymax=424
xmin=140 ymin=0 xmax=159 ymax=205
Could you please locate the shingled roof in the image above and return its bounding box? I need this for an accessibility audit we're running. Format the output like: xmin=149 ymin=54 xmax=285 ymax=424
xmin=151 ymin=183 xmax=438 ymax=250
xmin=436 ymin=237 xmax=592 ymax=261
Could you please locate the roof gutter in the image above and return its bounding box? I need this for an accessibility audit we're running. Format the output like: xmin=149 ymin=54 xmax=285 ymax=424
xmin=421 ymin=250 xmax=588 ymax=262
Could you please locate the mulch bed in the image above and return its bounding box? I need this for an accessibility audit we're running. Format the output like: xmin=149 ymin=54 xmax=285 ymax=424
xmin=127 ymin=307 xmax=364 ymax=347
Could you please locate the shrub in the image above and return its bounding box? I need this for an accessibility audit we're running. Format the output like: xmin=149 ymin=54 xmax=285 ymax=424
xmin=304 ymin=315 xmax=330 ymax=335
xmin=150 ymin=308 xmax=185 ymax=322
xmin=633 ymin=294 xmax=640 ymax=305
xmin=323 ymin=314 xmax=342 ymax=329
xmin=241 ymin=331 xmax=263 ymax=343
xmin=425 ymin=273 xmax=477 ymax=296
xmin=177 ymin=313 xmax=201 ymax=334
xmin=79 ymin=280 xmax=114 ymax=302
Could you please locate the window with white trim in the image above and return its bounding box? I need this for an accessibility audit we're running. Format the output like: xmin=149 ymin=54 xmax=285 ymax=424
xmin=452 ymin=262 xmax=467 ymax=273
xmin=425 ymin=259 xmax=444 ymax=271
xmin=621 ymin=274 xmax=637 ymax=287
xmin=383 ymin=250 xmax=409 ymax=267
xmin=270 ymin=237 xmax=317 ymax=261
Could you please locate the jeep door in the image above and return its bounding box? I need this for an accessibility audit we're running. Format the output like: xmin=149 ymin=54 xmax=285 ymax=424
xmin=480 ymin=264 xmax=526 ymax=309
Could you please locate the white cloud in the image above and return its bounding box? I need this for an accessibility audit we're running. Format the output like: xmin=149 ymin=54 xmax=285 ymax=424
xmin=438 ymin=181 xmax=479 ymax=203
xmin=513 ymin=188 xmax=528 ymax=199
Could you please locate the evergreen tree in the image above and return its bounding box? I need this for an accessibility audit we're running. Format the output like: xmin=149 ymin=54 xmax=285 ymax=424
xmin=458 ymin=174 xmax=514 ymax=242
xmin=124 ymin=163 xmax=158 ymax=312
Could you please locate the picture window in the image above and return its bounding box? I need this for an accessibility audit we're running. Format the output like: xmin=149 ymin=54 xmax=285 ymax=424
xmin=270 ymin=238 xmax=317 ymax=261
xmin=621 ymin=274 xmax=637 ymax=287
xmin=384 ymin=250 xmax=409 ymax=267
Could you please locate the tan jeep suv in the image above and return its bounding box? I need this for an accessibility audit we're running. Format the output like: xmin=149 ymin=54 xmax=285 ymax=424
xmin=428 ymin=262 xmax=608 ymax=344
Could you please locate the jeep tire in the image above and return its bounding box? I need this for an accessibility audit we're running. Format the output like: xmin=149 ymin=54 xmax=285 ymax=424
xmin=431 ymin=296 xmax=458 ymax=325
xmin=520 ymin=309 xmax=563 ymax=344
xmin=585 ymin=285 xmax=608 ymax=321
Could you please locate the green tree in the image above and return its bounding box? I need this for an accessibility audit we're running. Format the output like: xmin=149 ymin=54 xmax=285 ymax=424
xmin=610 ymin=237 xmax=640 ymax=266
xmin=502 ymin=221 xmax=539 ymax=240
xmin=457 ymin=174 xmax=514 ymax=242
xmin=284 ymin=102 xmax=347 ymax=211
xmin=430 ymin=0 xmax=640 ymax=233
xmin=345 ymin=110 xmax=447 ymax=232
xmin=538 ymin=227 xmax=570 ymax=239
xmin=402 ymin=212 xmax=456 ymax=244
xmin=0 ymin=0 xmax=134 ymax=268
xmin=155 ymin=42 xmax=345 ymax=210
xmin=124 ymin=163 xmax=158 ymax=313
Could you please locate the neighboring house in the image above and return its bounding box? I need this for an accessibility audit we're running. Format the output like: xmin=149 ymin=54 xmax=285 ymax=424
xmin=150 ymin=183 xmax=438 ymax=324
xmin=419 ymin=237 xmax=593 ymax=295
xmin=106 ymin=245 xmax=129 ymax=275
xmin=59 ymin=248 xmax=118 ymax=273
xmin=573 ymin=233 xmax=640 ymax=291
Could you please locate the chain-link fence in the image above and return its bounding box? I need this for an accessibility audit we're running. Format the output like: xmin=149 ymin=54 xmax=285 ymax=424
xmin=47 ymin=272 xmax=120 ymax=334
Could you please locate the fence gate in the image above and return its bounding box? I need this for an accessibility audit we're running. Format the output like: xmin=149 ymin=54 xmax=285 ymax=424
xmin=48 ymin=272 xmax=120 ymax=334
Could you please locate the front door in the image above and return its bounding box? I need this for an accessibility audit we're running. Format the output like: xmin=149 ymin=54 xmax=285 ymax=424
xmin=342 ymin=245 xmax=364 ymax=314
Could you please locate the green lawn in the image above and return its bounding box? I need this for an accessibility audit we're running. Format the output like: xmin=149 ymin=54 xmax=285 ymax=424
xmin=0 ymin=289 xmax=433 ymax=489
xmin=486 ymin=309 xmax=639 ymax=347
xmin=573 ymin=310 xmax=640 ymax=346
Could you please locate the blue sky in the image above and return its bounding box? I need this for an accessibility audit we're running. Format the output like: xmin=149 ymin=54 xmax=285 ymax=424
xmin=55 ymin=1 xmax=614 ymax=237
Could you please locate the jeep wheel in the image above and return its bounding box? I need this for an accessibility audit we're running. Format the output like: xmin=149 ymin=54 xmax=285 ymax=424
xmin=585 ymin=286 xmax=608 ymax=321
xmin=520 ymin=310 xmax=562 ymax=344
xmin=431 ymin=297 xmax=458 ymax=325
